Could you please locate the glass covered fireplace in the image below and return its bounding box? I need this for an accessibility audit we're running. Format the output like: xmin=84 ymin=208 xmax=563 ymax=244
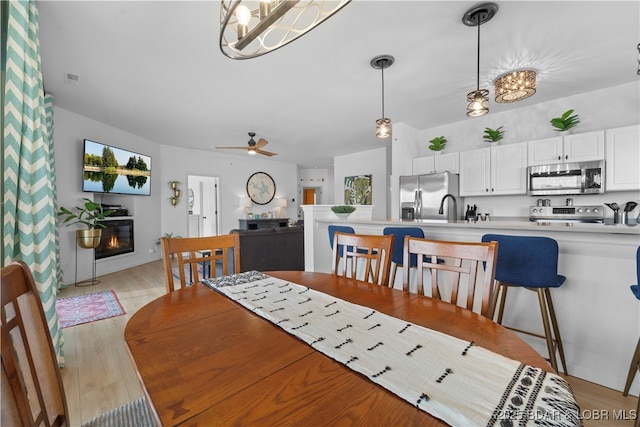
xmin=95 ymin=219 xmax=134 ymax=259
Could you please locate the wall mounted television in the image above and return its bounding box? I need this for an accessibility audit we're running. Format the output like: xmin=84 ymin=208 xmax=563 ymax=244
xmin=82 ymin=139 xmax=151 ymax=196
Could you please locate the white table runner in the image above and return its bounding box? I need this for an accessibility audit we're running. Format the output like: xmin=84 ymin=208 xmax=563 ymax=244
xmin=203 ymin=272 xmax=581 ymax=427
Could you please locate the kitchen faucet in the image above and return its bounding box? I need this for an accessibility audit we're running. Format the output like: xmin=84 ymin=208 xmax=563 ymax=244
xmin=438 ymin=193 xmax=457 ymax=220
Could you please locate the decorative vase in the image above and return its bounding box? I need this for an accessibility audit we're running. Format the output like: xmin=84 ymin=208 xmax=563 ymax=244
xmin=76 ymin=229 xmax=102 ymax=249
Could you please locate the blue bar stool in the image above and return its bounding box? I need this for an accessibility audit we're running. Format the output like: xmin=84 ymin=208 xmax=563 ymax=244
xmin=328 ymin=225 xmax=355 ymax=256
xmin=383 ymin=227 xmax=425 ymax=287
xmin=328 ymin=225 xmax=355 ymax=274
xmin=623 ymin=246 xmax=640 ymax=427
xmin=481 ymin=234 xmax=568 ymax=374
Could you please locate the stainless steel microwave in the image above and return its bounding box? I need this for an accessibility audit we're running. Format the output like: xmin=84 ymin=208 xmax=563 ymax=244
xmin=527 ymin=160 xmax=605 ymax=195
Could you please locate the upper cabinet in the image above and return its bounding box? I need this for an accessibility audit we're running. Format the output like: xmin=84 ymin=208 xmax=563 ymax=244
xmin=527 ymin=130 xmax=605 ymax=166
xmin=460 ymin=142 xmax=527 ymax=196
xmin=605 ymin=124 xmax=640 ymax=192
xmin=412 ymin=152 xmax=459 ymax=175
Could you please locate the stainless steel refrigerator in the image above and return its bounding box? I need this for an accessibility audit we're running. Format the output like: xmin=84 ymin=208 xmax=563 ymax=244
xmin=399 ymin=172 xmax=462 ymax=221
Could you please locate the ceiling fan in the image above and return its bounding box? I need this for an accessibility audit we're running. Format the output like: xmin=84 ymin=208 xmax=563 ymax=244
xmin=216 ymin=132 xmax=277 ymax=157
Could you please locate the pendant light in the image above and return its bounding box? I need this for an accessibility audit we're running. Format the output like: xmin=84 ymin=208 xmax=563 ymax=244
xmin=371 ymin=55 xmax=394 ymax=138
xmin=219 ymin=0 xmax=351 ymax=60
xmin=463 ymin=3 xmax=497 ymax=117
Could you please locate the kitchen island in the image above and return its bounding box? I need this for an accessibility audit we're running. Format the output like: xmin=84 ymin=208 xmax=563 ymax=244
xmin=302 ymin=205 xmax=639 ymax=395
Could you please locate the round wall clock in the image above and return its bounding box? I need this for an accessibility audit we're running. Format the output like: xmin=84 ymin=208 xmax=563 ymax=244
xmin=246 ymin=172 xmax=276 ymax=205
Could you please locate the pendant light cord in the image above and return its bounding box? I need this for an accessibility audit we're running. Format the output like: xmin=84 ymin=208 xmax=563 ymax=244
xmin=475 ymin=14 xmax=480 ymax=91
xmin=381 ymin=63 xmax=386 ymax=118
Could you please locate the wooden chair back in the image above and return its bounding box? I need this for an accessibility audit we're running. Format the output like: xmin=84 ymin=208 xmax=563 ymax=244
xmin=1 ymin=261 xmax=69 ymax=427
xmin=161 ymin=234 xmax=240 ymax=293
xmin=331 ymin=231 xmax=394 ymax=286
xmin=402 ymin=237 xmax=498 ymax=318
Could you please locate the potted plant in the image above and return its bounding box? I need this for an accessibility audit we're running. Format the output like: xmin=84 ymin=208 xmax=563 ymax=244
xmin=331 ymin=205 xmax=356 ymax=219
xmin=483 ymin=126 xmax=504 ymax=143
xmin=58 ymin=198 xmax=115 ymax=248
xmin=550 ymin=109 xmax=580 ymax=132
xmin=428 ymin=136 xmax=447 ymax=152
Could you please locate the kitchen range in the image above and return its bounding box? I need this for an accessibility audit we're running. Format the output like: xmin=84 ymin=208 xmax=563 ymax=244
xmin=529 ymin=202 xmax=604 ymax=223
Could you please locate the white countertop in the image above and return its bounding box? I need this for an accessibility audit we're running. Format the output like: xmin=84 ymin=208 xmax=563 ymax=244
xmin=317 ymin=217 xmax=640 ymax=235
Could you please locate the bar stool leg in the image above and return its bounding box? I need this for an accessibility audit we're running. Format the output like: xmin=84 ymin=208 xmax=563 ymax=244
xmin=494 ymin=283 xmax=508 ymax=324
xmin=544 ymin=288 xmax=568 ymax=375
xmin=390 ymin=263 xmax=398 ymax=288
xmin=537 ymin=288 xmax=560 ymax=373
xmin=624 ymin=338 xmax=640 ymax=396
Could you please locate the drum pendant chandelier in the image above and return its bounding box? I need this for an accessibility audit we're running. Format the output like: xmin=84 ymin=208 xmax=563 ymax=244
xmin=462 ymin=3 xmax=497 ymax=117
xmin=219 ymin=0 xmax=351 ymax=60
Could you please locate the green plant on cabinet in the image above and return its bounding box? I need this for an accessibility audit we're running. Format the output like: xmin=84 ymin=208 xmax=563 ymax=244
xmin=550 ymin=109 xmax=580 ymax=132
xmin=428 ymin=136 xmax=447 ymax=151
xmin=483 ymin=126 xmax=504 ymax=143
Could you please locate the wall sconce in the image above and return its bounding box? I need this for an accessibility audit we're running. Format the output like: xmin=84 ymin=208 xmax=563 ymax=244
xmin=239 ymin=196 xmax=252 ymax=218
xmin=169 ymin=181 xmax=181 ymax=206
xmin=276 ymin=198 xmax=288 ymax=218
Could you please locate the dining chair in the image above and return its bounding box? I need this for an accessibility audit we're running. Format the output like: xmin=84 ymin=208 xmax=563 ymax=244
xmin=161 ymin=234 xmax=240 ymax=293
xmin=402 ymin=236 xmax=498 ymax=318
xmin=1 ymin=260 xmax=154 ymax=427
xmin=623 ymin=246 xmax=640 ymax=427
xmin=331 ymin=231 xmax=394 ymax=286
xmin=481 ymin=234 xmax=568 ymax=374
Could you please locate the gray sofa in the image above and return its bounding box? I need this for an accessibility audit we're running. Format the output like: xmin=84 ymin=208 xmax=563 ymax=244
xmin=230 ymin=227 xmax=304 ymax=272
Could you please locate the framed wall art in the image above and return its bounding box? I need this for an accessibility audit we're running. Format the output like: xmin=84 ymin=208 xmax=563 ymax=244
xmin=344 ymin=174 xmax=372 ymax=205
xmin=247 ymin=172 xmax=276 ymax=205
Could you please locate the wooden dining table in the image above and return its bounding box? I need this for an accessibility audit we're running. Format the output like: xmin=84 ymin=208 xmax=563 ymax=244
xmin=125 ymin=271 xmax=553 ymax=426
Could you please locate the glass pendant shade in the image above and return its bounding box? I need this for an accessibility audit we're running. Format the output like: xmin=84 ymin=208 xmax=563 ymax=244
xmin=376 ymin=118 xmax=392 ymax=138
xmin=494 ymin=70 xmax=537 ymax=103
xmin=466 ymin=89 xmax=489 ymax=117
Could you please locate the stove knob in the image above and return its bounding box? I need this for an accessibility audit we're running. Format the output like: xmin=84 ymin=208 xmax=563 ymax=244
xmin=577 ymin=208 xmax=583 ymax=213
xmin=593 ymin=208 xmax=599 ymax=213
xmin=538 ymin=208 xmax=544 ymax=214
xmin=532 ymin=208 xmax=538 ymax=213
xmin=585 ymin=208 xmax=591 ymax=213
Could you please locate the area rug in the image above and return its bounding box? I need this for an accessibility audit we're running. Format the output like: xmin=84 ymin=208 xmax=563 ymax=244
xmin=56 ymin=290 xmax=125 ymax=328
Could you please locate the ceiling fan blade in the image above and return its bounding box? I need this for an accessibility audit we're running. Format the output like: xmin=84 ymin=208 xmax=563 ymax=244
xmin=215 ymin=146 xmax=249 ymax=150
xmin=255 ymin=138 xmax=269 ymax=149
xmin=256 ymin=149 xmax=277 ymax=156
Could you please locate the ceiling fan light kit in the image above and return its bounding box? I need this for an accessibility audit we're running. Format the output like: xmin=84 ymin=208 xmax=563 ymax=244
xmin=219 ymin=0 xmax=351 ymax=60
xmin=463 ymin=2 xmax=497 ymax=118
xmin=371 ymin=54 xmax=394 ymax=139
xmin=216 ymin=132 xmax=278 ymax=156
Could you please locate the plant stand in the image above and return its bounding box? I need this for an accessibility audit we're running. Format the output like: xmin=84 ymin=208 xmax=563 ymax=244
xmin=74 ymin=238 xmax=100 ymax=287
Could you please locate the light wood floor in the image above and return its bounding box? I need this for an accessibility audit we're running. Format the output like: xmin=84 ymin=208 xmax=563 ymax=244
xmin=57 ymin=260 xmax=638 ymax=426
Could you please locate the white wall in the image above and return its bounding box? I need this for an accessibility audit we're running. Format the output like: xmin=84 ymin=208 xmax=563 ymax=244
xmin=159 ymin=145 xmax=298 ymax=237
xmin=298 ymin=167 xmax=334 ymax=218
xmin=54 ymin=106 xmax=162 ymax=284
xmin=53 ymin=106 xmax=299 ymax=284
xmin=334 ymin=146 xmax=388 ymax=220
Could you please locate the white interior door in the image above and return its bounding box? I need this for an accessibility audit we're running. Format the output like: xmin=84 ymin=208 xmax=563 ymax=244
xmin=188 ymin=175 xmax=220 ymax=237
xmin=200 ymin=178 xmax=219 ymax=236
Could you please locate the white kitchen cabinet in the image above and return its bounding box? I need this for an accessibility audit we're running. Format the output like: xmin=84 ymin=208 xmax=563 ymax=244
xmin=527 ymin=130 xmax=604 ymax=166
xmin=412 ymin=152 xmax=459 ymax=174
xmin=605 ymin=124 xmax=640 ymax=191
xmin=460 ymin=142 xmax=527 ymax=196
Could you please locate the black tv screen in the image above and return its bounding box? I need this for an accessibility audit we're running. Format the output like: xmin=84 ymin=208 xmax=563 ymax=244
xmin=82 ymin=139 xmax=151 ymax=196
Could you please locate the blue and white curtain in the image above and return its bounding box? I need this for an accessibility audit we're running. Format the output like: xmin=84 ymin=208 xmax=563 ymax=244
xmin=3 ymin=0 xmax=64 ymax=363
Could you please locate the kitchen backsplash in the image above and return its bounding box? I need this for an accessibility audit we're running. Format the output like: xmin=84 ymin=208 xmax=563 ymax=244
xmin=462 ymin=190 xmax=639 ymax=220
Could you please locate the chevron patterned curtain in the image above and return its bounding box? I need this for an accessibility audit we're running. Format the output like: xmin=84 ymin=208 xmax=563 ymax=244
xmin=3 ymin=0 xmax=65 ymax=363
